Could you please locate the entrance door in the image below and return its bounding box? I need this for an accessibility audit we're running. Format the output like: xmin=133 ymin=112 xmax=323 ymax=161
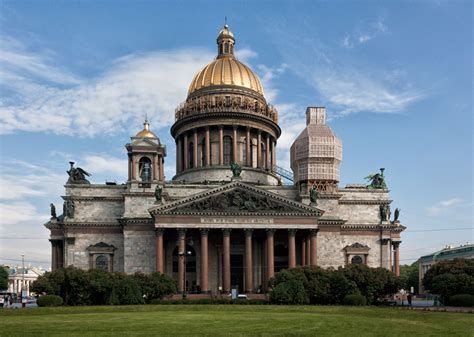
xmin=230 ymin=254 xmax=244 ymax=293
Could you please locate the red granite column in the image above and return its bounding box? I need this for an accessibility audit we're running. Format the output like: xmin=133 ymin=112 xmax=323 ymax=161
xmin=200 ymin=229 xmax=209 ymax=292
xmin=131 ymin=156 xmax=136 ymax=180
xmin=265 ymin=133 xmax=270 ymax=170
xmin=153 ymin=155 xmax=159 ymax=181
xmin=271 ymin=138 xmax=276 ymax=168
xmin=246 ymin=127 xmax=251 ymax=167
xmin=257 ymin=130 xmax=262 ymax=169
xmin=288 ymin=229 xmax=297 ymax=269
xmin=244 ymin=229 xmax=253 ymax=293
xmin=232 ymin=126 xmax=238 ymax=163
xmin=266 ymin=229 xmax=275 ymax=281
xmin=177 ymin=138 xmax=182 ymax=173
xmin=177 ymin=229 xmax=186 ymax=293
xmin=155 ymin=229 xmax=164 ymax=273
xmin=393 ymin=241 xmax=401 ymax=276
xmin=310 ymin=229 xmax=318 ymax=266
xmin=222 ymin=229 xmax=231 ymax=293
xmin=301 ymin=237 xmax=306 ymax=266
xmin=50 ymin=240 xmax=57 ymax=271
xmin=219 ymin=126 xmax=224 ymax=165
xmin=183 ymin=133 xmax=189 ymax=170
xmin=205 ymin=127 xmax=211 ymax=166
xmin=193 ymin=130 xmax=198 ymax=168
xmin=306 ymin=234 xmax=311 ymax=266
xmin=159 ymin=157 xmax=164 ymax=181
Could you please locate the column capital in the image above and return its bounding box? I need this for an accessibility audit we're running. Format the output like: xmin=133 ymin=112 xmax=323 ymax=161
xmin=178 ymin=228 xmax=187 ymax=237
xmin=244 ymin=228 xmax=254 ymax=236
xmin=246 ymin=126 xmax=251 ymax=131
xmin=222 ymin=228 xmax=232 ymax=236
xmin=155 ymin=228 xmax=165 ymax=236
xmin=200 ymin=228 xmax=210 ymax=236
xmin=232 ymin=125 xmax=238 ymax=130
xmin=257 ymin=129 xmax=262 ymax=135
xmin=218 ymin=125 xmax=224 ymax=130
xmin=392 ymin=240 xmax=402 ymax=248
xmin=266 ymin=228 xmax=276 ymax=235
xmin=193 ymin=128 xmax=198 ymax=134
xmin=288 ymin=228 xmax=298 ymax=236
xmin=310 ymin=228 xmax=319 ymax=236
xmin=205 ymin=126 xmax=210 ymax=131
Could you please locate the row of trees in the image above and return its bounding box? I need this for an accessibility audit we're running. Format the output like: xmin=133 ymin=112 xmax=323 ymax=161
xmin=269 ymin=264 xmax=400 ymax=305
xmin=31 ymin=266 xmax=176 ymax=306
xmin=0 ymin=266 xmax=8 ymax=290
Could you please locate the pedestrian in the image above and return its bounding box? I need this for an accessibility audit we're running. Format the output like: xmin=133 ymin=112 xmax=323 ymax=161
xmin=407 ymin=293 xmax=412 ymax=306
xmin=0 ymin=295 xmax=4 ymax=308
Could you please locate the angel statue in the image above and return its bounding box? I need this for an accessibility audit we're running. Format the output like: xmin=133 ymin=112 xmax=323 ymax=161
xmin=394 ymin=208 xmax=401 ymax=222
xmin=50 ymin=203 xmax=57 ymax=219
xmin=67 ymin=161 xmax=91 ymax=184
xmin=230 ymin=162 xmax=242 ymax=177
xmin=309 ymin=185 xmax=318 ymax=205
xmin=365 ymin=168 xmax=387 ymax=189
xmin=155 ymin=184 xmax=163 ymax=203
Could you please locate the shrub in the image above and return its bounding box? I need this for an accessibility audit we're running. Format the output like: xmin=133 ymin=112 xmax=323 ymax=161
xmin=37 ymin=295 xmax=63 ymax=307
xmin=270 ymin=279 xmax=309 ymax=304
xmin=342 ymin=294 xmax=367 ymax=306
xmin=449 ymin=294 xmax=474 ymax=307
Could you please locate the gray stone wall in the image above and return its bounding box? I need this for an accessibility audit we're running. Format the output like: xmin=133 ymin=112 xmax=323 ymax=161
xmin=123 ymin=229 xmax=156 ymax=274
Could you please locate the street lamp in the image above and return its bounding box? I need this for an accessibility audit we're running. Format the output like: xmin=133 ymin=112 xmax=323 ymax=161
xmin=21 ymin=254 xmax=25 ymax=308
xmin=178 ymin=250 xmax=192 ymax=300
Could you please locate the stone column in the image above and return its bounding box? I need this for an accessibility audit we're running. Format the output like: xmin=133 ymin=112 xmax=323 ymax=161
xmin=200 ymin=229 xmax=209 ymax=293
xmin=177 ymin=138 xmax=182 ymax=173
xmin=288 ymin=229 xmax=297 ymax=269
xmin=310 ymin=229 xmax=318 ymax=266
xmin=246 ymin=127 xmax=251 ymax=167
xmin=177 ymin=229 xmax=186 ymax=293
xmin=205 ymin=127 xmax=211 ymax=166
xmin=159 ymin=157 xmax=164 ymax=181
xmin=265 ymin=133 xmax=270 ymax=170
xmin=301 ymin=238 xmax=306 ymax=266
xmin=306 ymin=234 xmax=311 ymax=266
xmin=222 ymin=229 xmax=231 ymax=293
xmin=183 ymin=133 xmax=189 ymax=170
xmin=153 ymin=155 xmax=159 ymax=181
xmin=271 ymin=138 xmax=276 ymax=167
xmin=244 ymin=229 xmax=253 ymax=293
xmin=155 ymin=229 xmax=164 ymax=273
xmin=193 ymin=130 xmax=199 ymax=168
xmin=131 ymin=155 xmax=136 ymax=180
xmin=232 ymin=126 xmax=238 ymax=163
xmin=257 ymin=130 xmax=262 ymax=169
xmin=266 ymin=229 xmax=275 ymax=281
xmin=128 ymin=156 xmax=132 ymax=181
xmin=393 ymin=241 xmax=401 ymax=277
xmin=219 ymin=126 xmax=224 ymax=165
xmin=50 ymin=240 xmax=57 ymax=271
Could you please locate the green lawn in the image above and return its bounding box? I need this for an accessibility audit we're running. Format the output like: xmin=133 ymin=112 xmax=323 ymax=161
xmin=0 ymin=305 xmax=472 ymax=337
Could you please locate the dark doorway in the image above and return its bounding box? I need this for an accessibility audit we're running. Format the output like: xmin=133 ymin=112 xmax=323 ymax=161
xmin=230 ymin=254 xmax=244 ymax=293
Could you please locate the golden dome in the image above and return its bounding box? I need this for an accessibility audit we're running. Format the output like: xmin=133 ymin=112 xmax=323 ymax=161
xmin=187 ymin=24 xmax=264 ymax=97
xmin=135 ymin=120 xmax=158 ymax=138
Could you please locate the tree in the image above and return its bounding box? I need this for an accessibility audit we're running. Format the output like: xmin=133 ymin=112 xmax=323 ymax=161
xmin=0 ymin=266 xmax=8 ymax=290
xmin=423 ymin=258 xmax=474 ymax=304
xmin=399 ymin=263 xmax=419 ymax=293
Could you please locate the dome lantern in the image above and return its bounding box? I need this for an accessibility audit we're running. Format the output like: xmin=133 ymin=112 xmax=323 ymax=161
xmin=217 ymin=23 xmax=235 ymax=58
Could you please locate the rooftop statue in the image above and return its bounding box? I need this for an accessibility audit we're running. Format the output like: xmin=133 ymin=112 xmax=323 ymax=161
xmin=67 ymin=161 xmax=91 ymax=184
xmin=365 ymin=168 xmax=387 ymax=189
xmin=394 ymin=208 xmax=401 ymax=222
xmin=309 ymin=185 xmax=318 ymax=205
xmin=50 ymin=203 xmax=57 ymax=219
xmin=230 ymin=162 xmax=242 ymax=177
xmin=155 ymin=184 xmax=163 ymax=203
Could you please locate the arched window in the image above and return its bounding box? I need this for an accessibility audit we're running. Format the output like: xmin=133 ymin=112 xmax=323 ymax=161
xmin=96 ymin=255 xmax=108 ymax=271
xmin=223 ymin=136 xmax=233 ymax=165
xmin=351 ymin=256 xmax=363 ymax=265
xmin=172 ymin=245 xmax=196 ymax=273
xmin=189 ymin=141 xmax=194 ymax=168
xmin=224 ymin=43 xmax=229 ymax=54
xmin=139 ymin=157 xmax=152 ymax=182
xmin=275 ymin=244 xmax=288 ymax=272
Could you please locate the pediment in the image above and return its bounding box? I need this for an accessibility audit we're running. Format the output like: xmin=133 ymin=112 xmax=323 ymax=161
xmin=150 ymin=181 xmax=324 ymax=217
xmin=130 ymin=137 xmax=159 ymax=147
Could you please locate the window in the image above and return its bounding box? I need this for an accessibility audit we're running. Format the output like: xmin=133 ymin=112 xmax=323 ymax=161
xmin=223 ymin=136 xmax=233 ymax=165
xmin=224 ymin=43 xmax=229 ymax=54
xmin=139 ymin=157 xmax=152 ymax=182
xmin=351 ymin=256 xmax=363 ymax=265
xmin=96 ymin=255 xmax=108 ymax=271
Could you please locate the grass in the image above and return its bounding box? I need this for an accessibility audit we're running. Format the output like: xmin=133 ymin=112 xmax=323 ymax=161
xmin=0 ymin=305 xmax=472 ymax=336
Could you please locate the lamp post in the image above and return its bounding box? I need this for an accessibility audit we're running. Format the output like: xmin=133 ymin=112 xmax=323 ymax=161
xmin=178 ymin=250 xmax=192 ymax=300
xmin=21 ymin=254 xmax=25 ymax=308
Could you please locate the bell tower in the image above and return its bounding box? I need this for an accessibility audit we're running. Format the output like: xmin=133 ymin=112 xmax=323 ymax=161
xmin=126 ymin=119 xmax=166 ymax=186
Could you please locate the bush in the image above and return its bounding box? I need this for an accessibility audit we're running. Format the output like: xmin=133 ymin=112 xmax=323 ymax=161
xmin=449 ymin=294 xmax=474 ymax=307
xmin=37 ymin=295 xmax=63 ymax=307
xmin=270 ymin=279 xmax=309 ymax=304
xmin=342 ymin=294 xmax=367 ymax=306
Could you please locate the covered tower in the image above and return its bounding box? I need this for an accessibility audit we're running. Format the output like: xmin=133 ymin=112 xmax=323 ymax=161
xmin=126 ymin=119 xmax=166 ymax=185
xmin=171 ymin=24 xmax=281 ymax=185
xmin=290 ymin=107 xmax=342 ymax=193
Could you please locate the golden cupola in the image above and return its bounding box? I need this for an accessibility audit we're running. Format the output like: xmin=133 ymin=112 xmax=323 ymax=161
xmin=171 ymin=24 xmax=281 ymax=186
xmin=135 ymin=119 xmax=158 ymax=139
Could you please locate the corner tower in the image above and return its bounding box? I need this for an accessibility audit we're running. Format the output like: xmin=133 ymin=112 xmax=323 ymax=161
xmin=290 ymin=107 xmax=342 ymax=193
xmin=171 ymin=24 xmax=281 ymax=185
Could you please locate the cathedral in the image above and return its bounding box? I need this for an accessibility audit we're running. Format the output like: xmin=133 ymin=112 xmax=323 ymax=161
xmin=45 ymin=24 xmax=405 ymax=294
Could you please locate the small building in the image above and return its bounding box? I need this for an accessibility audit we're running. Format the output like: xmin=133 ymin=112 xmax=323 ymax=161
xmin=418 ymin=244 xmax=474 ymax=294
xmin=7 ymin=266 xmax=45 ymax=296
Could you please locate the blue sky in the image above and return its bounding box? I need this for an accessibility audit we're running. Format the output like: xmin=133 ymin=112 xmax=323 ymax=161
xmin=0 ymin=1 xmax=472 ymax=268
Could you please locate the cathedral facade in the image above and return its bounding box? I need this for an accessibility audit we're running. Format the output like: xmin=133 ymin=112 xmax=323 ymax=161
xmin=46 ymin=25 xmax=405 ymax=294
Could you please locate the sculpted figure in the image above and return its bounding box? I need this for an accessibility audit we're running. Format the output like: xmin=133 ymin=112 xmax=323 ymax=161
xmin=230 ymin=162 xmax=242 ymax=177
xmin=394 ymin=208 xmax=401 ymax=222
xmin=67 ymin=162 xmax=91 ymax=184
xmin=154 ymin=185 xmax=163 ymax=202
xmin=309 ymin=185 xmax=318 ymax=205
xmin=365 ymin=168 xmax=387 ymax=189
xmin=380 ymin=204 xmax=390 ymax=222
xmin=65 ymin=200 xmax=75 ymax=218
xmin=50 ymin=203 xmax=57 ymax=219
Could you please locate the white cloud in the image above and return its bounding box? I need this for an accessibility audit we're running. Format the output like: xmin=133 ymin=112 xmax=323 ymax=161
xmin=235 ymin=47 xmax=258 ymax=62
xmin=341 ymin=17 xmax=388 ymax=49
xmin=0 ymin=202 xmax=48 ymax=226
xmin=426 ymin=198 xmax=463 ymax=216
xmin=0 ymin=36 xmax=214 ymax=136
xmin=82 ymin=154 xmax=128 ymax=178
